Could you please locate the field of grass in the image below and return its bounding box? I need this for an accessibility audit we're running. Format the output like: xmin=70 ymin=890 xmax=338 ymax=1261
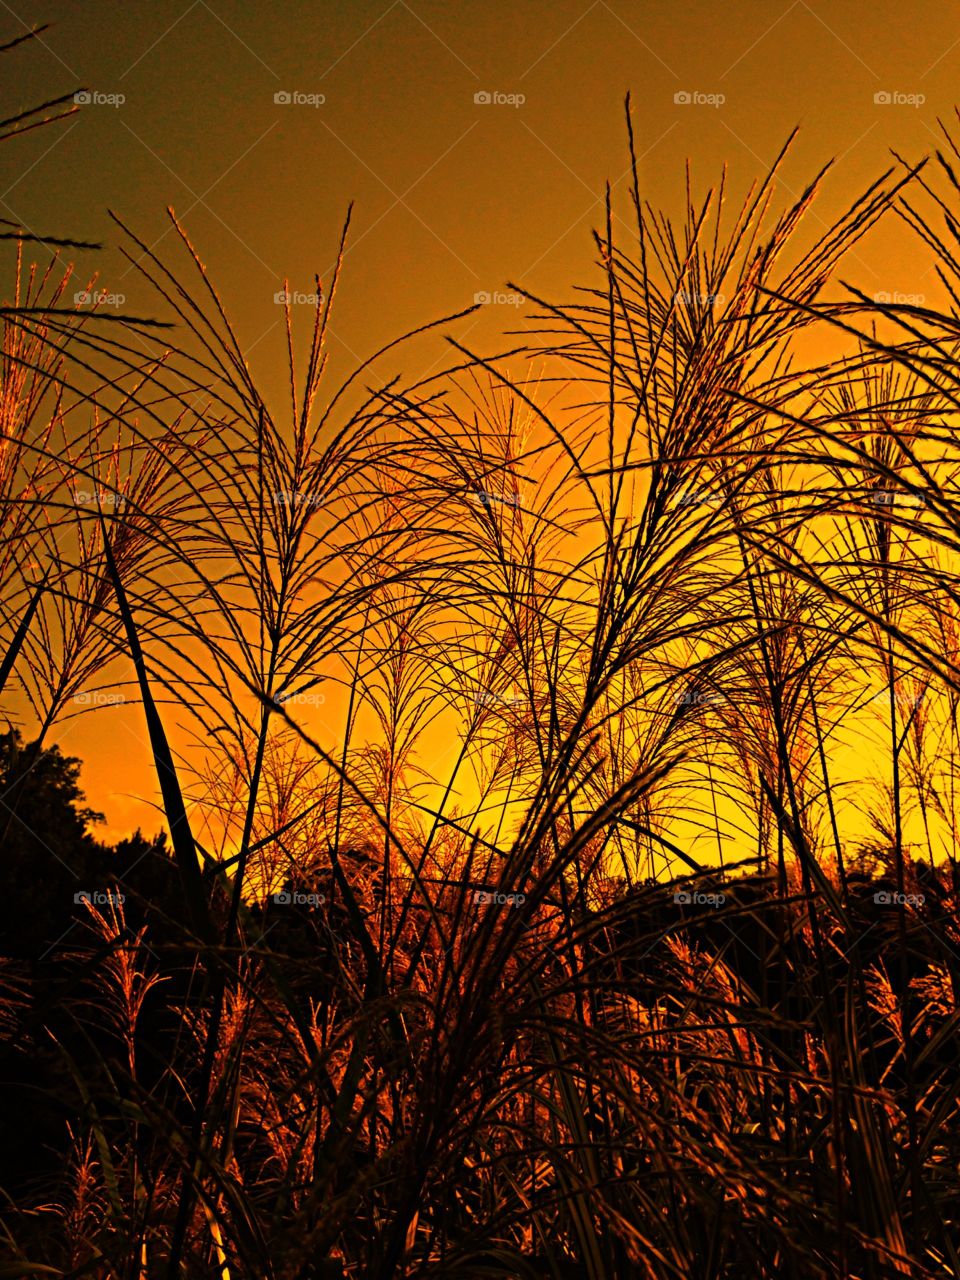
xmin=3 ymin=27 xmax=960 ymax=1280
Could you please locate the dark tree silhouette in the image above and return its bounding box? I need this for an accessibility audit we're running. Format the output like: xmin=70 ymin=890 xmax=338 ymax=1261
xmin=0 ymin=730 xmax=109 ymax=960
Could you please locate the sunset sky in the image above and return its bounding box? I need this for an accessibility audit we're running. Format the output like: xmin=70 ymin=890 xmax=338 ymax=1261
xmin=3 ymin=0 xmax=956 ymax=838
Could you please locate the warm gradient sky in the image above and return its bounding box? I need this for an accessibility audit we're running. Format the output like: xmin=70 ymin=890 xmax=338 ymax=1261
xmin=3 ymin=0 xmax=958 ymax=838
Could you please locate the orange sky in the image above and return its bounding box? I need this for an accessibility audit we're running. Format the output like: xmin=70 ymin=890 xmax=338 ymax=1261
xmin=2 ymin=0 xmax=958 ymax=840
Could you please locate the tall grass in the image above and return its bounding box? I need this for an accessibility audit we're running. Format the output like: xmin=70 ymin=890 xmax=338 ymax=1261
xmin=2 ymin=87 xmax=960 ymax=1279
